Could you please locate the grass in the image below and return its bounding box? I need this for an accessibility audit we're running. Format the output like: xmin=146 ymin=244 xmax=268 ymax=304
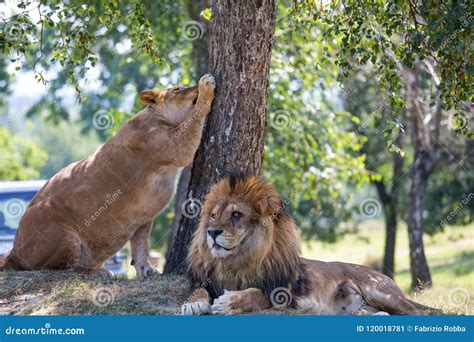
xmin=0 ymin=222 xmax=472 ymax=315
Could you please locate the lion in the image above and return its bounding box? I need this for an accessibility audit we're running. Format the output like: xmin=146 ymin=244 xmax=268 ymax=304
xmin=182 ymin=174 xmax=441 ymax=315
xmin=0 ymin=74 xmax=215 ymax=279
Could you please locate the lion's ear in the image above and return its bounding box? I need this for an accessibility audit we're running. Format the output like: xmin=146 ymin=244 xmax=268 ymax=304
xmin=139 ymin=89 xmax=160 ymax=105
xmin=256 ymin=195 xmax=281 ymax=216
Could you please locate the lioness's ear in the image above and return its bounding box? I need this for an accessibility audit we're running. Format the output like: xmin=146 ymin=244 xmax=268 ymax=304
xmin=139 ymin=89 xmax=159 ymax=105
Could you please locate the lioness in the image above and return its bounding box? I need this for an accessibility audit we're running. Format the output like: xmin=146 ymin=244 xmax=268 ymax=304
xmin=0 ymin=74 xmax=216 ymax=279
xmin=182 ymin=175 xmax=441 ymax=315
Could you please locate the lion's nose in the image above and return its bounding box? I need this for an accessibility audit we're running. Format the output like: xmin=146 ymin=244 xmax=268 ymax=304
xmin=208 ymin=229 xmax=223 ymax=240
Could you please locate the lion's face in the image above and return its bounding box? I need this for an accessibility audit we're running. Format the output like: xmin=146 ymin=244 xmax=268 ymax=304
xmin=187 ymin=175 xmax=302 ymax=294
xmin=204 ymin=200 xmax=265 ymax=258
xmin=139 ymin=86 xmax=199 ymax=124
xmin=193 ymin=176 xmax=286 ymax=263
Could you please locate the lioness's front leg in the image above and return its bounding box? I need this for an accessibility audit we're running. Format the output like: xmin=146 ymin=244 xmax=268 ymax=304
xmin=170 ymin=74 xmax=215 ymax=166
xmin=211 ymin=288 xmax=271 ymax=315
xmin=181 ymin=287 xmax=211 ymax=315
xmin=130 ymin=221 xmax=159 ymax=279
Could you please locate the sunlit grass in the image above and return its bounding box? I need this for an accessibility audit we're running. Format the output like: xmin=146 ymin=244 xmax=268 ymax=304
xmin=1 ymin=223 xmax=471 ymax=315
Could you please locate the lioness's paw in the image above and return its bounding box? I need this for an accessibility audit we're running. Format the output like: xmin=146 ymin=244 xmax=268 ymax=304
xmin=199 ymin=74 xmax=216 ymax=91
xmin=211 ymin=290 xmax=244 ymax=315
xmin=135 ymin=264 xmax=160 ymax=280
xmin=181 ymin=301 xmax=211 ymax=315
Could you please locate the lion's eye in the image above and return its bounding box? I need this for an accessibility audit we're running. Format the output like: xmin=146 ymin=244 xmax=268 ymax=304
xmin=210 ymin=213 xmax=217 ymax=220
xmin=230 ymin=211 xmax=243 ymax=223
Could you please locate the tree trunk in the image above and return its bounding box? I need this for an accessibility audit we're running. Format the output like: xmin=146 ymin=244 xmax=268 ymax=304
xmin=381 ymin=133 xmax=404 ymax=279
xmin=407 ymin=155 xmax=432 ymax=290
xmin=165 ymin=0 xmax=209 ymax=264
xmin=164 ymin=0 xmax=277 ymax=274
xmin=382 ymin=202 xmax=397 ymax=278
xmin=404 ymin=65 xmax=436 ymax=291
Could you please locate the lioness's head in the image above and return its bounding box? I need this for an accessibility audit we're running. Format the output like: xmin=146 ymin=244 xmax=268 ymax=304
xmin=139 ymin=85 xmax=199 ymax=124
xmin=189 ymin=174 xmax=301 ymax=267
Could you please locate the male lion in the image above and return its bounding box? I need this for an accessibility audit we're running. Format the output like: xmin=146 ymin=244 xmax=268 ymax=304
xmin=0 ymin=74 xmax=215 ymax=279
xmin=182 ymin=175 xmax=441 ymax=315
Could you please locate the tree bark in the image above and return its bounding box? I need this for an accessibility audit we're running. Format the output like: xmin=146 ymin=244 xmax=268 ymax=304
xmin=382 ymin=202 xmax=397 ymax=278
xmin=407 ymin=153 xmax=432 ymax=290
xmin=164 ymin=0 xmax=277 ymax=274
xmin=165 ymin=0 xmax=209 ymax=264
xmin=379 ymin=133 xmax=404 ymax=279
xmin=404 ymin=65 xmax=436 ymax=291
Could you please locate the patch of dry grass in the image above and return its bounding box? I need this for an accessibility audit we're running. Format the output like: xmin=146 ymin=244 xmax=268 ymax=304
xmin=1 ymin=223 xmax=471 ymax=316
xmin=0 ymin=271 xmax=188 ymax=315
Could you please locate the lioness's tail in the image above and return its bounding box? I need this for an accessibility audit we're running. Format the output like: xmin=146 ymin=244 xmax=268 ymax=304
xmin=0 ymin=253 xmax=19 ymax=271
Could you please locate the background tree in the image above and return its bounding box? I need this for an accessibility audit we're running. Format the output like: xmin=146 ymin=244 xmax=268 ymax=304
xmin=344 ymin=71 xmax=407 ymax=278
xmin=165 ymin=0 xmax=277 ymax=273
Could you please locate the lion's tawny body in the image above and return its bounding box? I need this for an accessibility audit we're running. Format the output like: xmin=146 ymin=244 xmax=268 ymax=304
xmin=182 ymin=175 xmax=441 ymax=315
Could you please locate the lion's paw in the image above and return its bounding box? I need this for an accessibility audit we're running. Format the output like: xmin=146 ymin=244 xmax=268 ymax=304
xmin=198 ymin=74 xmax=216 ymax=92
xmin=211 ymin=290 xmax=244 ymax=315
xmin=181 ymin=301 xmax=211 ymax=315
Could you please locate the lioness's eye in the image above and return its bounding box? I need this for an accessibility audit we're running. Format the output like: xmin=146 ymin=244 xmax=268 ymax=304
xmin=210 ymin=213 xmax=217 ymax=220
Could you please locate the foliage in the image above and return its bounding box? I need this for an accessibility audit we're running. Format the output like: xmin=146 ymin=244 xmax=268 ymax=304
xmin=264 ymin=7 xmax=369 ymax=241
xmin=1 ymin=0 xmax=471 ymax=244
xmin=344 ymin=67 xmax=473 ymax=235
xmin=0 ymin=127 xmax=47 ymax=180
xmin=296 ymin=0 xmax=473 ymax=138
